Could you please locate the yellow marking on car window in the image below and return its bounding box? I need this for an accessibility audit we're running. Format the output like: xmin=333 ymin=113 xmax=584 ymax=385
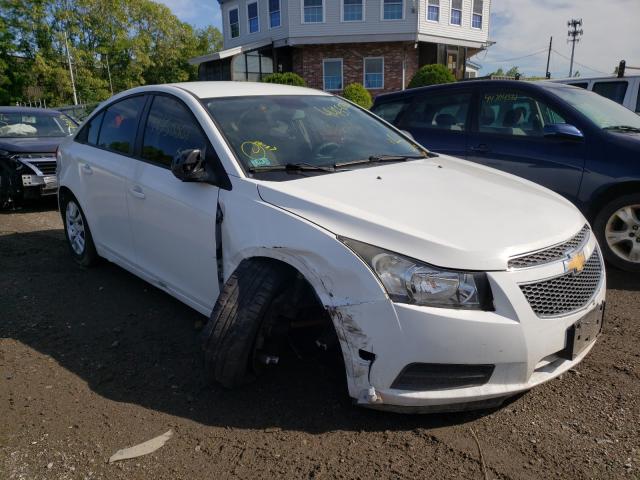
xmin=314 ymin=103 xmax=350 ymax=118
xmin=241 ymin=140 xmax=277 ymax=167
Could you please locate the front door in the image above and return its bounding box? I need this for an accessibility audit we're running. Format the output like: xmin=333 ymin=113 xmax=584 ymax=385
xmin=467 ymin=88 xmax=586 ymax=201
xmin=126 ymin=94 xmax=220 ymax=313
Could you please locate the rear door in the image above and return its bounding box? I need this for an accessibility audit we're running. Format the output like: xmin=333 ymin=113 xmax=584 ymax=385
xmin=126 ymin=93 xmax=220 ymax=313
xmin=75 ymin=95 xmax=146 ymax=264
xmin=466 ymin=87 xmax=586 ymax=201
xmin=394 ymin=89 xmax=472 ymax=157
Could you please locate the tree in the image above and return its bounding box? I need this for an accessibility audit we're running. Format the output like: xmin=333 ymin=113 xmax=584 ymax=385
xmin=408 ymin=64 xmax=455 ymax=88
xmin=342 ymin=83 xmax=372 ymax=109
xmin=0 ymin=0 xmax=223 ymax=106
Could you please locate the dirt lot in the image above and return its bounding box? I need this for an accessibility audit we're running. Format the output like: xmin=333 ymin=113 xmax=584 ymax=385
xmin=1 ymin=201 xmax=639 ymax=480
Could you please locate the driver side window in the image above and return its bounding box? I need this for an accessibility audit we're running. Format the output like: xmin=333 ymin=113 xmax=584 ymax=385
xmin=141 ymin=95 xmax=209 ymax=168
xmin=478 ymin=91 xmax=566 ymax=137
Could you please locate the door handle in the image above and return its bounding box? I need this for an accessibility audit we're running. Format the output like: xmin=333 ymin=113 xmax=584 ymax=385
xmin=470 ymin=144 xmax=490 ymax=154
xmin=129 ymin=186 xmax=146 ymax=199
xmin=81 ymin=163 xmax=93 ymax=175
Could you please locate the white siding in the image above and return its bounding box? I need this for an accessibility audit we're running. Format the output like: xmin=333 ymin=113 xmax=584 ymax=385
xmin=222 ymin=0 xmax=291 ymax=49
xmin=418 ymin=0 xmax=489 ymax=44
xmin=219 ymin=0 xmax=489 ymax=49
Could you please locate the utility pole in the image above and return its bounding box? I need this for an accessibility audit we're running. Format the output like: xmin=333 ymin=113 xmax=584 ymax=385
xmin=545 ymin=36 xmax=553 ymax=79
xmin=567 ymin=18 xmax=583 ymax=77
xmin=63 ymin=30 xmax=78 ymax=105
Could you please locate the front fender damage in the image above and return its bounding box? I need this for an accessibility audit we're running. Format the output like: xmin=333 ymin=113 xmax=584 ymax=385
xmin=327 ymin=304 xmax=384 ymax=407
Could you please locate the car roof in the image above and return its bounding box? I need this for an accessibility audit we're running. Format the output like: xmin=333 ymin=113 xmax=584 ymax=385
xmin=0 ymin=106 xmax=65 ymax=115
xmin=552 ymin=75 xmax=640 ymax=82
xmin=373 ymin=79 xmax=578 ymax=103
xmin=167 ymin=81 xmax=331 ymax=99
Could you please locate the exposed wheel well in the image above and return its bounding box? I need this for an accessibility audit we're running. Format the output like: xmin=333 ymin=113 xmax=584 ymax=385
xmin=587 ymin=181 xmax=640 ymax=221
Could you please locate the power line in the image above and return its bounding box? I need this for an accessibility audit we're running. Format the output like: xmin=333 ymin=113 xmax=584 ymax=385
xmin=551 ymin=49 xmax=609 ymax=75
xmin=483 ymin=48 xmax=549 ymax=64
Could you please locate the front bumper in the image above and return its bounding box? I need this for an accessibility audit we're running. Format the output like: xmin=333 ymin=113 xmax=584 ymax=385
xmin=335 ymin=234 xmax=606 ymax=412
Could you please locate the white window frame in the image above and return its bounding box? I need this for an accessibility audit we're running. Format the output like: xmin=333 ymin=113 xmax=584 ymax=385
xmin=363 ymin=57 xmax=384 ymax=90
xmin=322 ymin=58 xmax=343 ymax=91
xmin=449 ymin=0 xmax=462 ymax=26
xmin=471 ymin=0 xmax=483 ymax=29
xmin=341 ymin=0 xmax=365 ymax=22
xmin=380 ymin=0 xmax=404 ymax=21
xmin=228 ymin=5 xmax=240 ymax=39
xmin=426 ymin=0 xmax=440 ymax=23
xmin=301 ymin=0 xmax=325 ymax=24
xmin=269 ymin=0 xmax=281 ymax=29
xmin=247 ymin=1 xmax=260 ymax=34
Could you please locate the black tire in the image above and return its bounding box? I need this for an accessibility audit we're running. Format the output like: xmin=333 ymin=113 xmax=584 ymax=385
xmin=593 ymin=193 xmax=640 ymax=273
xmin=202 ymin=259 xmax=291 ymax=388
xmin=60 ymin=193 xmax=99 ymax=267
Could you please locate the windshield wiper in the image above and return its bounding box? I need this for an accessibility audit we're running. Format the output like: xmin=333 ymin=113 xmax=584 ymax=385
xmin=603 ymin=125 xmax=640 ymax=133
xmin=334 ymin=154 xmax=426 ymax=168
xmin=247 ymin=162 xmax=336 ymax=173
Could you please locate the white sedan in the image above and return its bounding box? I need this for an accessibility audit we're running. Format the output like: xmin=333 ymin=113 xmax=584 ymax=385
xmin=57 ymin=82 xmax=606 ymax=412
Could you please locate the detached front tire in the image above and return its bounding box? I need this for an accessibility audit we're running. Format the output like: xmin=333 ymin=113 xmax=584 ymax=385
xmin=61 ymin=194 xmax=98 ymax=267
xmin=593 ymin=193 xmax=640 ymax=272
xmin=202 ymin=259 xmax=291 ymax=388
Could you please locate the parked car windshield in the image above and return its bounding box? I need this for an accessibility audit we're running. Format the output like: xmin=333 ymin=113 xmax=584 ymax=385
xmin=551 ymin=87 xmax=640 ymax=130
xmin=202 ymin=95 xmax=425 ymax=171
xmin=0 ymin=111 xmax=78 ymax=138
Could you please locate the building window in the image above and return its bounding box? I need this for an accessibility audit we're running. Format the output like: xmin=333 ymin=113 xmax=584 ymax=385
xmin=323 ymin=59 xmax=343 ymax=91
xmin=343 ymin=0 xmax=364 ymax=21
xmin=382 ymin=0 xmax=403 ymax=20
xmin=450 ymin=0 xmax=462 ymax=25
xmin=364 ymin=57 xmax=384 ymax=89
xmin=229 ymin=8 xmax=240 ymax=38
xmin=269 ymin=0 xmax=281 ymax=28
xmin=427 ymin=0 xmax=439 ymax=22
xmin=303 ymin=0 xmax=324 ymax=23
xmin=472 ymin=0 xmax=483 ymax=28
xmin=248 ymin=2 xmax=259 ymax=33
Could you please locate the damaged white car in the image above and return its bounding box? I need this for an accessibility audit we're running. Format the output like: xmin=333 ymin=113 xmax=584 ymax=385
xmin=57 ymin=82 xmax=606 ymax=412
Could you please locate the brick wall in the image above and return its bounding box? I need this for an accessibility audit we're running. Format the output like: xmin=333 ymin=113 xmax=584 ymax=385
xmin=291 ymin=42 xmax=419 ymax=97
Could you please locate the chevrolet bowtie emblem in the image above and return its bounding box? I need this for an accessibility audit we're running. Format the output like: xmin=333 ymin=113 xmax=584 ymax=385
xmin=564 ymin=250 xmax=586 ymax=274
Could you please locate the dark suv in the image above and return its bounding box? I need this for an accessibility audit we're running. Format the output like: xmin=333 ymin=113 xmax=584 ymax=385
xmin=372 ymin=80 xmax=640 ymax=272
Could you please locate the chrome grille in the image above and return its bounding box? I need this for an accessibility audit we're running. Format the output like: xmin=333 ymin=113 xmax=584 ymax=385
xmin=520 ymin=249 xmax=603 ymax=317
xmin=509 ymin=225 xmax=590 ymax=269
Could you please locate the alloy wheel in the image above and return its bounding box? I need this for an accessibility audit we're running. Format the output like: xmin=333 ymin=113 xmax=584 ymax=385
xmin=605 ymin=204 xmax=640 ymax=263
xmin=65 ymin=201 xmax=86 ymax=255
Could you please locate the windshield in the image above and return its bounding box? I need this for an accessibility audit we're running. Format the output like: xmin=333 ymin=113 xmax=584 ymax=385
xmin=202 ymin=95 xmax=425 ymax=171
xmin=0 ymin=111 xmax=78 ymax=138
xmin=551 ymin=86 xmax=640 ymax=130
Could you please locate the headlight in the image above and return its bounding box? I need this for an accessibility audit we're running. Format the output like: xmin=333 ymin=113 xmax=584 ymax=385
xmin=341 ymin=237 xmax=493 ymax=310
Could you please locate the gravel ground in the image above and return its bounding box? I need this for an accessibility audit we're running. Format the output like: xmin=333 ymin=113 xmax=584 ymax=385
xmin=1 ymin=201 xmax=639 ymax=480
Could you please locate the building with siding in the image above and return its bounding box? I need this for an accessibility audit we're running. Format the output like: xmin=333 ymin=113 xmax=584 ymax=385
xmin=190 ymin=0 xmax=492 ymax=95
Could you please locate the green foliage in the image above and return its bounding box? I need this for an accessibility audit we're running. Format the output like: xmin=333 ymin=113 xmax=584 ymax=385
xmin=408 ymin=64 xmax=456 ymax=89
xmin=262 ymin=72 xmax=306 ymax=87
xmin=342 ymin=83 xmax=372 ymax=109
xmin=0 ymin=0 xmax=223 ymax=106
xmin=489 ymin=66 xmax=520 ymax=78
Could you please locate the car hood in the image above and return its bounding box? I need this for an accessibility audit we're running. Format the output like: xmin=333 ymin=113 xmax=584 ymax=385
xmin=257 ymin=156 xmax=586 ymax=271
xmin=0 ymin=137 xmax=66 ymax=154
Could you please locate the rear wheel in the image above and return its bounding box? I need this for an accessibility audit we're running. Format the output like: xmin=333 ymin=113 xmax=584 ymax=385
xmin=61 ymin=195 xmax=98 ymax=267
xmin=593 ymin=194 xmax=640 ymax=272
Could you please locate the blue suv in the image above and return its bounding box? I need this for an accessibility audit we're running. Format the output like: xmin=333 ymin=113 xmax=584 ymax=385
xmin=372 ymin=80 xmax=640 ymax=272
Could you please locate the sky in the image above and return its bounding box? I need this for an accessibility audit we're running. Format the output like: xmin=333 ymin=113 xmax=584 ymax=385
xmin=157 ymin=0 xmax=640 ymax=79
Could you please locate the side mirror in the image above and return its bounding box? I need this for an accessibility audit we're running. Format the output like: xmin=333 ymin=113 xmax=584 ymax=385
xmin=543 ymin=124 xmax=584 ymax=141
xmin=171 ymin=149 xmax=208 ymax=182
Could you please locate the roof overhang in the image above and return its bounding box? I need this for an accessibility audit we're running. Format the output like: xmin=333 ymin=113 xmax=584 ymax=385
xmin=188 ymin=39 xmax=273 ymax=66
xmin=417 ymin=33 xmax=488 ymax=50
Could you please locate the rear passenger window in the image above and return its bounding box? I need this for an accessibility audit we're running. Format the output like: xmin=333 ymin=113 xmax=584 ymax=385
xmin=478 ymin=91 xmax=566 ymax=137
xmin=141 ymin=95 xmax=208 ymax=168
xmin=568 ymin=82 xmax=588 ymax=89
xmin=98 ymin=96 xmax=146 ymax=154
xmin=371 ymin=99 xmax=410 ymax=124
xmin=398 ymin=93 xmax=471 ymax=131
xmin=75 ymin=111 xmax=104 ymax=145
xmin=592 ymin=81 xmax=628 ymax=105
